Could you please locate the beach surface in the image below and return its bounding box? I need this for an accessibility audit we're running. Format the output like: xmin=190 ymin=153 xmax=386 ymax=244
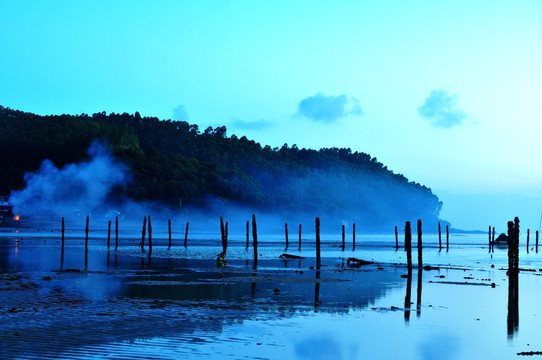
xmin=1 ymin=228 xmax=540 ymax=359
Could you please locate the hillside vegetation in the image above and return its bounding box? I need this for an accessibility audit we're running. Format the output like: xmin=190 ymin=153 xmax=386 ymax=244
xmin=0 ymin=105 xmax=442 ymax=229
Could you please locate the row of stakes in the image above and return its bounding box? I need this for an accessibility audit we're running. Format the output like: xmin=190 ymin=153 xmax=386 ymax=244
xmin=60 ymin=215 xmax=534 ymax=271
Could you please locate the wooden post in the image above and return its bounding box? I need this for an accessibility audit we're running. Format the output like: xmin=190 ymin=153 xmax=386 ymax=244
xmin=246 ymin=220 xmax=249 ymax=249
xmin=417 ymin=219 xmax=422 ymax=268
xmin=341 ymin=225 xmax=345 ymax=250
xmin=487 ymin=225 xmax=491 ymax=252
xmin=507 ymin=221 xmax=515 ymax=276
xmin=225 ymin=221 xmax=229 ymax=251
xmin=85 ymin=215 xmax=89 ymax=269
xmin=184 ymin=222 xmax=189 ymax=248
xmin=536 ymin=230 xmax=539 ymax=253
xmin=405 ymin=221 xmax=412 ymax=272
xmin=285 ymin=223 xmax=289 ymax=249
xmin=353 ymin=223 xmax=356 ymax=251
xmin=316 ymin=217 xmax=321 ymax=270
xmin=107 ymin=220 xmax=111 ymax=249
xmin=527 ymin=229 xmax=530 ymax=253
xmin=220 ymin=216 xmax=225 ymax=253
xmin=141 ymin=216 xmax=147 ymax=251
xmin=394 ymin=225 xmax=398 ymax=251
xmin=168 ymin=219 xmax=172 ymax=248
xmin=298 ymin=224 xmax=302 ymax=251
xmin=115 ymin=216 xmax=119 ymax=250
xmin=148 ymin=215 xmax=152 ymax=254
xmin=61 ymin=217 xmax=65 ymax=269
xmin=446 ymin=225 xmax=449 ymax=252
xmin=252 ymin=214 xmax=258 ymax=268
xmin=438 ymin=222 xmax=442 ymax=250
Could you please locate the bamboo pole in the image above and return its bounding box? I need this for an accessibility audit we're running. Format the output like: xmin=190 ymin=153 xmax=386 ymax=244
xmin=141 ymin=216 xmax=147 ymax=251
xmin=405 ymin=221 xmax=412 ymax=272
xmin=85 ymin=215 xmax=89 ymax=269
xmin=61 ymin=217 xmax=65 ymax=269
xmin=285 ymin=223 xmax=289 ymax=249
xmin=353 ymin=223 xmax=356 ymax=251
xmin=115 ymin=216 xmax=119 ymax=250
xmin=148 ymin=215 xmax=152 ymax=254
xmin=417 ymin=219 xmax=422 ymax=268
xmin=438 ymin=222 xmax=442 ymax=250
xmin=316 ymin=217 xmax=321 ymax=270
xmin=107 ymin=220 xmax=111 ymax=249
xmin=184 ymin=222 xmax=189 ymax=248
xmin=341 ymin=224 xmax=345 ymax=251
xmin=252 ymin=214 xmax=258 ymax=268
xmin=168 ymin=219 xmax=172 ymax=248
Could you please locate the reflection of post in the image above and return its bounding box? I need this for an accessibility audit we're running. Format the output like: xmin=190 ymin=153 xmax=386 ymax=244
xmin=251 ymin=278 xmax=256 ymax=299
xmin=404 ymin=271 xmax=412 ymax=321
xmin=507 ymin=269 xmax=519 ymax=337
xmin=314 ymin=270 xmax=321 ymax=311
xmin=61 ymin=217 xmax=65 ymax=270
xmin=416 ymin=269 xmax=423 ymax=317
xmin=537 ymin=230 xmax=539 ymax=253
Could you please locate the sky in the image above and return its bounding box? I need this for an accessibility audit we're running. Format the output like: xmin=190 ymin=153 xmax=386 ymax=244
xmin=1 ymin=0 xmax=542 ymax=231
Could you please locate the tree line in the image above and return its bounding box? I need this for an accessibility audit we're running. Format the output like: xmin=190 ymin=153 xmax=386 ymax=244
xmin=0 ymin=105 xmax=443 ymax=229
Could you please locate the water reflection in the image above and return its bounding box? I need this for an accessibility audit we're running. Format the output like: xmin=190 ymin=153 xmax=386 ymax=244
xmin=417 ymin=269 xmax=422 ymax=318
xmin=404 ymin=270 xmax=412 ymax=321
xmin=507 ymin=270 xmax=519 ymax=337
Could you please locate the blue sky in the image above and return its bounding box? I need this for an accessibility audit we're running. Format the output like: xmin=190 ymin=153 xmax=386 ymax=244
xmin=1 ymin=0 xmax=542 ymax=230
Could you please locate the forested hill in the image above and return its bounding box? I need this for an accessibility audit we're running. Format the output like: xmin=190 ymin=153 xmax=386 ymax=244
xmin=0 ymin=105 xmax=442 ymax=229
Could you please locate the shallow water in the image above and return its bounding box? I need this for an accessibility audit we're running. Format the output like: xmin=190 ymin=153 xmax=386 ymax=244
xmin=0 ymin=230 xmax=540 ymax=359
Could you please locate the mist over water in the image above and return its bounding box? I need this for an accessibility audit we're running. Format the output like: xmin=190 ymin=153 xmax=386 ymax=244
xmin=7 ymin=140 xmax=444 ymax=234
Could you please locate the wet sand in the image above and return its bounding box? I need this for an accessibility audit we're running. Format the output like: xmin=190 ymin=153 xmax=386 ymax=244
xmin=1 ymin=231 xmax=541 ymax=359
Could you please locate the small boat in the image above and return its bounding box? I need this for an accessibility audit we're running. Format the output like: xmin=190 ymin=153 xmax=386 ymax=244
xmin=493 ymin=233 xmax=508 ymax=245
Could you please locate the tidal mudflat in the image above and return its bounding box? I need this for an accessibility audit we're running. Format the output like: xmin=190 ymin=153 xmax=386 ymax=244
xmin=1 ymin=229 xmax=541 ymax=359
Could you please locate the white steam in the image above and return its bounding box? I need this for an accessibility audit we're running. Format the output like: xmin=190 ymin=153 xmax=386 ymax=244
xmin=9 ymin=141 xmax=128 ymax=218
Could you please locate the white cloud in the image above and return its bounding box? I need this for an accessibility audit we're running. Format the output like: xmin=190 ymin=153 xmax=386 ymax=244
xmin=297 ymin=93 xmax=364 ymax=123
xmin=418 ymin=89 xmax=466 ymax=128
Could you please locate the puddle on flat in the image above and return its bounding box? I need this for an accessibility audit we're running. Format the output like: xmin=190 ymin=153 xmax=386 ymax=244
xmin=0 ymin=233 xmax=540 ymax=359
